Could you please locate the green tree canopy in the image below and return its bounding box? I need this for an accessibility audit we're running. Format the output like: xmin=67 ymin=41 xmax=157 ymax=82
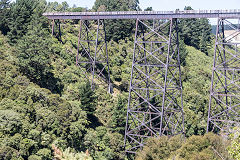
xmin=136 ymin=133 xmax=230 ymax=160
xmin=8 ymin=0 xmax=39 ymax=43
xmin=0 ymin=0 xmax=10 ymax=35
xmin=178 ymin=6 xmax=212 ymax=54
xmin=93 ymin=0 xmax=140 ymax=42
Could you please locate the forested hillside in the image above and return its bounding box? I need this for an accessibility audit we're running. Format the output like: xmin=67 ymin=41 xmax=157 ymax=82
xmin=0 ymin=0 xmax=239 ymax=159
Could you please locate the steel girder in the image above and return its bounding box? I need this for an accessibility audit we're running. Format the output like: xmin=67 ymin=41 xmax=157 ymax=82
xmin=207 ymin=18 xmax=240 ymax=133
xmin=43 ymin=10 xmax=240 ymax=20
xmin=124 ymin=18 xmax=184 ymax=154
xmin=76 ymin=19 xmax=111 ymax=91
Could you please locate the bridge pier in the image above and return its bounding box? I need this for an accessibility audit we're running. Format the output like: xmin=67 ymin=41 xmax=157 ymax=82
xmin=207 ymin=18 xmax=240 ymax=133
xmin=51 ymin=19 xmax=54 ymax=35
xmin=51 ymin=19 xmax=62 ymax=42
xmin=76 ymin=19 xmax=111 ymax=91
xmin=124 ymin=18 xmax=184 ymax=154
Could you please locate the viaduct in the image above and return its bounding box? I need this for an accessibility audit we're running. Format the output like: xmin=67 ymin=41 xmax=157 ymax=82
xmin=43 ymin=9 xmax=240 ymax=154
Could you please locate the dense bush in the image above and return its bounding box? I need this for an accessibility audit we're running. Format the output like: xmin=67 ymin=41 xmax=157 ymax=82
xmin=0 ymin=0 xmax=238 ymax=159
xmin=136 ymin=133 xmax=231 ymax=160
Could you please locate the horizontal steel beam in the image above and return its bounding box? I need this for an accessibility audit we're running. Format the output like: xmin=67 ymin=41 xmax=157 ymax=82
xmin=43 ymin=9 xmax=240 ymax=20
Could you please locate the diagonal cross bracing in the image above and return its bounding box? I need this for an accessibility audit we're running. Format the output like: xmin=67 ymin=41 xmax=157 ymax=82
xmin=76 ymin=19 xmax=111 ymax=90
xmin=124 ymin=18 xmax=184 ymax=154
xmin=207 ymin=18 xmax=240 ymax=134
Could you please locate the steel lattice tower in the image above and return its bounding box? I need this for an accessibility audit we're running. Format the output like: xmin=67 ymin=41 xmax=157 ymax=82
xmin=207 ymin=18 xmax=240 ymax=133
xmin=76 ymin=19 xmax=111 ymax=91
xmin=124 ymin=18 xmax=184 ymax=154
xmin=44 ymin=10 xmax=240 ymax=155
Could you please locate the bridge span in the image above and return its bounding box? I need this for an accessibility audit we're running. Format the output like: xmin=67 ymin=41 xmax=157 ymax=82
xmin=43 ymin=9 xmax=240 ymax=20
xmin=43 ymin=9 xmax=240 ymax=155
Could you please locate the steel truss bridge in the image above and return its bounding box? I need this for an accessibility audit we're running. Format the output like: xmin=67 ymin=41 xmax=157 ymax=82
xmin=44 ymin=9 xmax=240 ymax=154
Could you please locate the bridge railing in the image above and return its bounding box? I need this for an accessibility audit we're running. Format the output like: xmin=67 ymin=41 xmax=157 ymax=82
xmin=43 ymin=9 xmax=240 ymax=16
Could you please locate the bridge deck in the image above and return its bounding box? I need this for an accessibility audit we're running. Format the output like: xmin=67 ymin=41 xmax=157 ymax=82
xmin=43 ymin=9 xmax=240 ymax=20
